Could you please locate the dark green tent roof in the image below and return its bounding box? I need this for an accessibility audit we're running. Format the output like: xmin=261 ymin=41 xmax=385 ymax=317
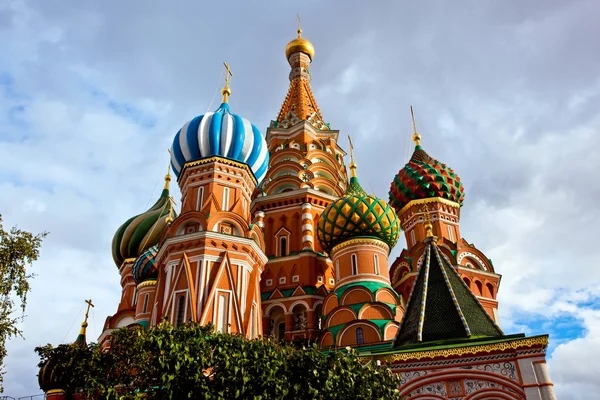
xmin=394 ymin=238 xmax=503 ymax=347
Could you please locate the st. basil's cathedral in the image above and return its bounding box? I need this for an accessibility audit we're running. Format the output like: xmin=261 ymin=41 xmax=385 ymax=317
xmin=40 ymin=28 xmax=556 ymax=400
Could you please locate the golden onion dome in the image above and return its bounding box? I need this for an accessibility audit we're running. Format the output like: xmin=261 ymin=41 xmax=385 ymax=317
xmin=285 ymin=28 xmax=315 ymax=60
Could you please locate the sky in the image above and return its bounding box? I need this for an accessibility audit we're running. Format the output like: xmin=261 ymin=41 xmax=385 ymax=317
xmin=0 ymin=0 xmax=598 ymax=397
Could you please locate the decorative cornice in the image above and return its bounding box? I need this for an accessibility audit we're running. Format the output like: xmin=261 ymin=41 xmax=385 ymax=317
xmin=180 ymin=156 xmax=257 ymax=185
xmin=331 ymin=237 xmax=390 ymax=258
xmin=363 ymin=336 xmax=549 ymax=363
xmin=398 ymin=197 xmax=460 ymax=218
xmin=137 ymin=280 xmax=157 ymax=289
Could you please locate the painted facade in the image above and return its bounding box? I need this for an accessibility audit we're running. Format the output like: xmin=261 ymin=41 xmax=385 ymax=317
xmin=40 ymin=28 xmax=556 ymax=400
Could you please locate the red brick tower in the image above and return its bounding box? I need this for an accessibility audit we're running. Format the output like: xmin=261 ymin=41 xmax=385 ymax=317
xmin=388 ymin=109 xmax=501 ymax=322
xmin=252 ymin=28 xmax=349 ymax=343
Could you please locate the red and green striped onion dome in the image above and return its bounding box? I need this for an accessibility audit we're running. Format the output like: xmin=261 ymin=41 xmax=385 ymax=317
xmin=111 ymin=181 xmax=175 ymax=267
xmin=132 ymin=245 xmax=158 ymax=285
xmin=317 ymin=176 xmax=400 ymax=254
xmin=389 ymin=145 xmax=465 ymax=213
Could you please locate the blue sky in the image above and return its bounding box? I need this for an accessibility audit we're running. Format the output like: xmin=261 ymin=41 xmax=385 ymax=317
xmin=1 ymin=0 xmax=599 ymax=398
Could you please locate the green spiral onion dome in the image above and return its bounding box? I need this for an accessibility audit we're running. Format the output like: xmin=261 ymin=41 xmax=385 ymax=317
xmin=112 ymin=176 xmax=175 ymax=267
xmin=317 ymin=176 xmax=400 ymax=254
xmin=389 ymin=144 xmax=465 ymax=213
xmin=132 ymin=245 xmax=159 ymax=285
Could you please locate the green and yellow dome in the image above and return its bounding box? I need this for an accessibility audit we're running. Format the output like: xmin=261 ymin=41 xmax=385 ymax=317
xmin=317 ymin=175 xmax=400 ymax=254
xmin=111 ymin=173 xmax=175 ymax=267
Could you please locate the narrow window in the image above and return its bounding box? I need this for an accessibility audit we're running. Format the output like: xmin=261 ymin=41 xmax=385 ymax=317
xmin=374 ymin=254 xmax=380 ymax=275
xmin=222 ymin=187 xmax=230 ymax=211
xmin=351 ymin=254 xmax=358 ymax=275
xmin=142 ymin=293 xmax=150 ymax=313
xmin=197 ymin=186 xmax=204 ymax=211
xmin=356 ymin=327 xmax=364 ymax=345
xmin=280 ymin=237 xmax=288 ymax=257
xmin=176 ymin=295 xmax=185 ymax=326
xmin=249 ymin=305 xmax=256 ymax=339
xmin=218 ymin=294 xmax=228 ymax=333
xmin=447 ymin=225 xmax=454 ymax=242
xmin=411 ymin=230 xmax=416 ymax=247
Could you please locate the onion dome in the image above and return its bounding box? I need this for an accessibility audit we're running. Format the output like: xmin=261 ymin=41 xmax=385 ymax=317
xmin=285 ymin=28 xmax=315 ymax=60
xmin=111 ymin=174 xmax=175 ymax=267
xmin=169 ymin=101 xmax=269 ymax=184
xmin=132 ymin=245 xmax=158 ymax=285
xmin=317 ymin=161 xmax=400 ymax=253
xmin=389 ymin=136 xmax=465 ymax=213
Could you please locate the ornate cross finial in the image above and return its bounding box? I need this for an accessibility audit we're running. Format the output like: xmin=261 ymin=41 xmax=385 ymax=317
xmin=297 ymin=14 xmax=302 ymax=36
xmin=411 ymin=106 xmax=421 ymax=147
xmin=82 ymin=299 xmax=94 ymax=328
xmin=348 ymin=135 xmax=357 ymax=178
xmin=222 ymin=62 xmax=233 ymax=103
xmin=421 ymin=205 xmax=433 ymax=238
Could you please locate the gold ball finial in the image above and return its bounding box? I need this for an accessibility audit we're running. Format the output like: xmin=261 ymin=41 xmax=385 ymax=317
xmin=164 ymin=164 xmax=172 ymax=190
xmin=285 ymin=18 xmax=315 ymax=61
xmin=412 ymin=133 xmax=421 ymax=147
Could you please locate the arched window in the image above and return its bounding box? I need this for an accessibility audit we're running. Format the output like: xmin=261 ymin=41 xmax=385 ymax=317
xmin=356 ymin=327 xmax=364 ymax=345
xmin=374 ymin=254 xmax=380 ymax=275
xmin=315 ymin=304 xmax=323 ymax=330
xmin=217 ymin=294 xmax=228 ymax=333
xmin=351 ymin=254 xmax=358 ymax=275
xmin=142 ymin=293 xmax=149 ymax=314
xmin=176 ymin=295 xmax=185 ymax=326
xmin=475 ymin=281 xmax=483 ymax=296
xmin=280 ymin=237 xmax=288 ymax=257
xmin=486 ymin=283 xmax=495 ymax=298
xmin=463 ymin=277 xmax=471 ymax=288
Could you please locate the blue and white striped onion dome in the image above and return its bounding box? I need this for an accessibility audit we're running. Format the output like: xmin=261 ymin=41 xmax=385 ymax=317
xmin=170 ymin=102 xmax=269 ymax=184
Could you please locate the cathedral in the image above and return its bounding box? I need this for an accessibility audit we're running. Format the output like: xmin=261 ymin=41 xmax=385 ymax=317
xmin=41 ymin=28 xmax=556 ymax=399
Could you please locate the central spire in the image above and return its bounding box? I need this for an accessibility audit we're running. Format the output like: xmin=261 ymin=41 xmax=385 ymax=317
xmin=274 ymin=24 xmax=328 ymax=130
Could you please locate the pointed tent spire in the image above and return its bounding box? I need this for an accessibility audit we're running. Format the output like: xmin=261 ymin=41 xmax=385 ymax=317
xmin=394 ymin=238 xmax=503 ymax=346
xmin=74 ymin=299 xmax=94 ymax=346
xmin=276 ymin=24 xmax=327 ymax=130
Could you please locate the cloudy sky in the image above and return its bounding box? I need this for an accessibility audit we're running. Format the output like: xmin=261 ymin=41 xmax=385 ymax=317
xmin=1 ymin=0 xmax=598 ymax=397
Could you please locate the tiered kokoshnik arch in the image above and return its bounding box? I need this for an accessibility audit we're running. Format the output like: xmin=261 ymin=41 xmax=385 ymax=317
xmin=251 ymin=27 xmax=348 ymax=343
xmin=317 ymin=151 xmax=404 ymax=349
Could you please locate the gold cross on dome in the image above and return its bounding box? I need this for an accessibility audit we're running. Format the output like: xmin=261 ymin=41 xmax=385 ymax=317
xmin=347 ymin=135 xmax=357 ymax=178
xmin=223 ymin=62 xmax=233 ymax=84
xmin=410 ymin=105 xmax=421 ymax=146
xmin=83 ymin=299 xmax=94 ymax=325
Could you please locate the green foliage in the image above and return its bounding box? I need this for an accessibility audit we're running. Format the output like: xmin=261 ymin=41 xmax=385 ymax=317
xmin=0 ymin=214 xmax=46 ymax=391
xmin=36 ymin=322 xmax=401 ymax=399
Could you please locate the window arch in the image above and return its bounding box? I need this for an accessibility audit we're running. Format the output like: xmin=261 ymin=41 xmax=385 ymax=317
xmin=142 ymin=293 xmax=150 ymax=314
xmin=486 ymin=283 xmax=495 ymax=298
xmin=475 ymin=281 xmax=484 ymax=296
xmin=374 ymin=254 xmax=380 ymax=275
xmin=356 ymin=327 xmax=364 ymax=345
xmin=463 ymin=277 xmax=471 ymax=288
xmin=280 ymin=237 xmax=288 ymax=257
xmin=351 ymin=254 xmax=358 ymax=275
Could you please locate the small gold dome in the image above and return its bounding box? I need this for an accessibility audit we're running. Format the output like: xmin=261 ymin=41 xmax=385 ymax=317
xmin=285 ymin=29 xmax=315 ymax=60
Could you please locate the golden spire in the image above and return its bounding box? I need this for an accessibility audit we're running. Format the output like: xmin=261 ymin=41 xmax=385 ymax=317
xmin=285 ymin=17 xmax=315 ymax=60
xmin=164 ymin=164 xmax=172 ymax=190
xmin=221 ymin=62 xmax=233 ymax=103
xmin=421 ymin=206 xmax=433 ymax=238
xmin=297 ymin=13 xmax=303 ymax=38
xmin=348 ymin=135 xmax=357 ymax=178
xmin=79 ymin=299 xmax=94 ymax=336
xmin=410 ymin=106 xmax=421 ymax=147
